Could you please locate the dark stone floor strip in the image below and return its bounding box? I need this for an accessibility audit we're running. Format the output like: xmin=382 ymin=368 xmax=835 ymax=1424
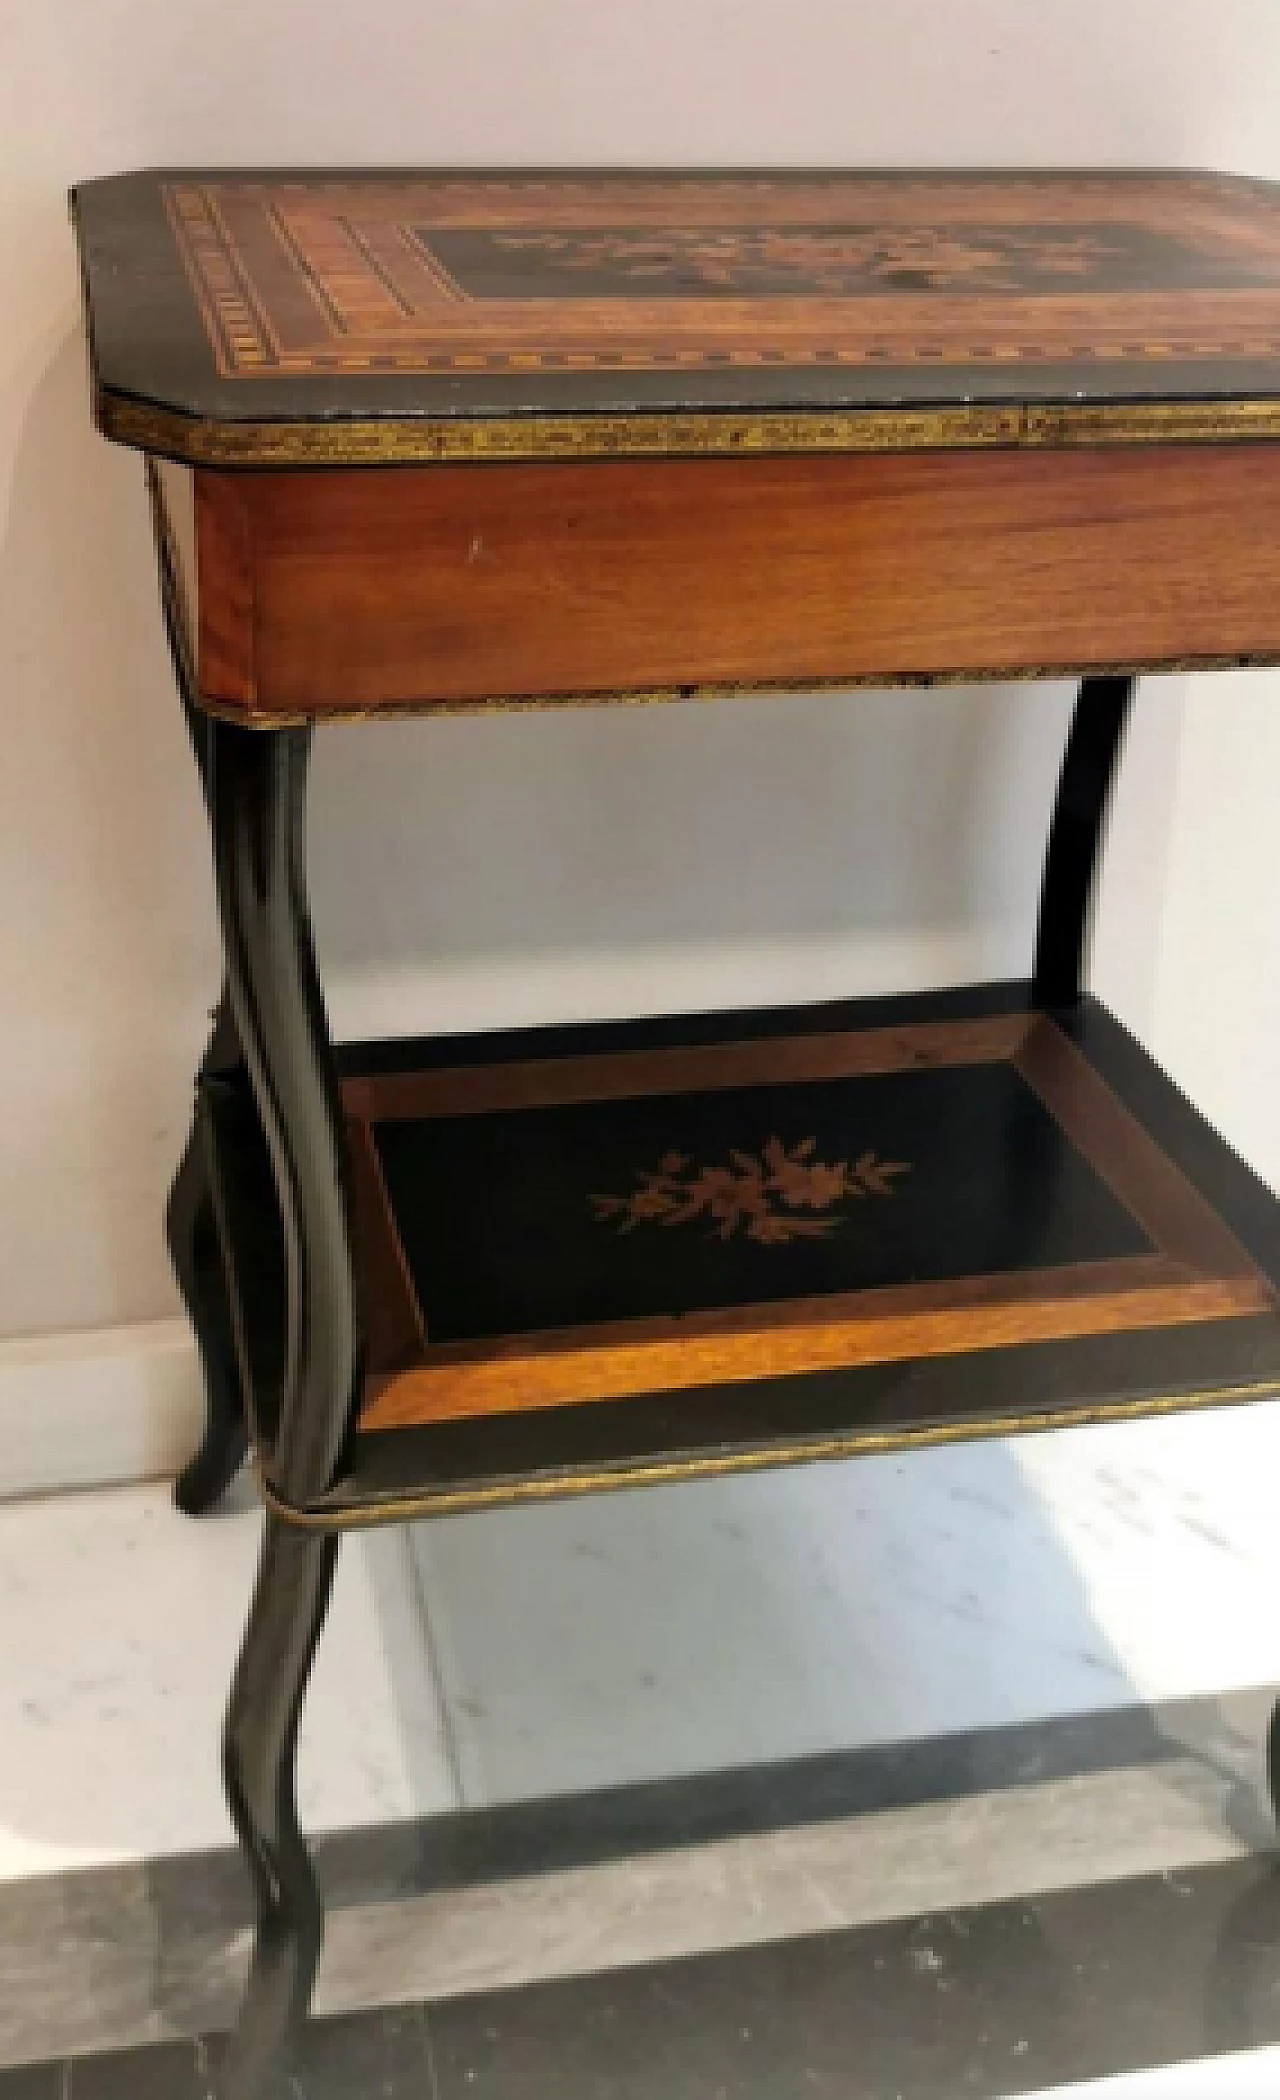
xmin=9 ymin=1850 xmax=1280 ymax=2099
xmin=425 ymin=1851 xmax=1280 ymax=2099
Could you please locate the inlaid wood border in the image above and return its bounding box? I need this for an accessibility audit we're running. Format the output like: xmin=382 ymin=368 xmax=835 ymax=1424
xmin=161 ymin=174 xmax=1280 ymax=382
xmin=345 ymin=1015 xmax=1273 ymax=1434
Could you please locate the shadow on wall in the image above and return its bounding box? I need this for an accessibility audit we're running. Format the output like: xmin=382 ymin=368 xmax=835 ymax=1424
xmin=308 ymin=674 xmax=1080 ymax=1042
xmin=0 ymin=327 xmax=219 ymax=1333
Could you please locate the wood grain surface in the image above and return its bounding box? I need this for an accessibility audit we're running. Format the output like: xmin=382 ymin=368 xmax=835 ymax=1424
xmin=194 ymin=443 xmax=1280 ymax=719
xmin=339 ymin=1016 xmax=1031 ymax=1125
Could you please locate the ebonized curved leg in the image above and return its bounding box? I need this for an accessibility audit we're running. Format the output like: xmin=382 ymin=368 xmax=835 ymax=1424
xmin=1033 ymin=673 xmax=1136 ymax=1007
xmin=144 ymin=461 xmax=255 ymax=1513
xmin=217 ymin=1517 xmax=338 ymax=2100
xmin=166 ymin=1114 xmax=248 ymax=1514
xmin=209 ymin=719 xmax=363 ymax=1509
xmin=207 ymin=716 xmax=363 ymax=2094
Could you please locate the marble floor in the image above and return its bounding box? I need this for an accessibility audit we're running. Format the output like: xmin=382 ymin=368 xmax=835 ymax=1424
xmin=1034 ymin=2056 xmax=1280 ymax=2097
xmin=4 ymin=1398 xmax=1280 ymax=2093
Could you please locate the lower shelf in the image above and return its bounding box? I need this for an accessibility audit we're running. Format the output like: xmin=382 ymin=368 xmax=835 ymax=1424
xmin=205 ymin=980 xmax=1280 ymax=1525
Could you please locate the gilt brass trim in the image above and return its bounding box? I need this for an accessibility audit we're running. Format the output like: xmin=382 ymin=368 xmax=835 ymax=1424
xmin=102 ymin=390 xmax=1280 ymax=470
xmin=193 ymin=652 xmax=1280 ymax=731
xmin=258 ymin=1379 xmax=1280 ymax=1531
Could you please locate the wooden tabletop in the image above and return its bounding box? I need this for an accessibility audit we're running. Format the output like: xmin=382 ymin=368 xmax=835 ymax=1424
xmin=72 ymin=167 xmax=1280 ymax=466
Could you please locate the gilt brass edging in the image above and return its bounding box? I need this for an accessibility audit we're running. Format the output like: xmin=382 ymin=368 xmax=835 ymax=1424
xmin=193 ymin=651 xmax=1280 ymax=730
xmin=103 ymin=392 xmax=1280 ymax=468
xmin=256 ymin=1379 xmax=1280 ymax=1531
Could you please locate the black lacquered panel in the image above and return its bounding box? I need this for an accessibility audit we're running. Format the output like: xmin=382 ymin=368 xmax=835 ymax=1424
xmin=372 ymin=1061 xmax=1151 ymax=1346
xmin=200 ymin=981 xmax=1280 ymax=1525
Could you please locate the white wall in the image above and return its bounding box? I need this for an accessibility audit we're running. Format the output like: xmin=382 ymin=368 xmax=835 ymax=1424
xmin=2 ymin=0 xmax=1279 ymax=1338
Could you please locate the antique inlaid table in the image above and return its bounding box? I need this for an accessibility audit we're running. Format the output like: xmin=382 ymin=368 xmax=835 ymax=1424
xmin=72 ymin=168 xmax=1280 ymax=2096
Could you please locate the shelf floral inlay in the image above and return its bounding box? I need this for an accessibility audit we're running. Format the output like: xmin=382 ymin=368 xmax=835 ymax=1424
xmin=591 ymin=1138 xmax=911 ymax=1246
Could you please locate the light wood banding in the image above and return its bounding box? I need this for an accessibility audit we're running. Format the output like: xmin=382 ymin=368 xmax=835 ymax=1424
xmin=357 ymin=1260 xmax=1269 ymax=1430
xmin=339 ymin=1016 xmax=1032 ymax=1125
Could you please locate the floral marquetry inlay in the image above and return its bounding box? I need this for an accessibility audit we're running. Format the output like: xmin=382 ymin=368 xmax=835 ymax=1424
xmin=591 ymin=1139 xmax=912 ymax=1246
xmin=489 ymin=226 xmax=1132 ymax=296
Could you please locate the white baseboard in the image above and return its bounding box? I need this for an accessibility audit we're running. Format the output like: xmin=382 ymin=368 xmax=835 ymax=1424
xmin=0 ymin=1320 xmax=203 ymax=1501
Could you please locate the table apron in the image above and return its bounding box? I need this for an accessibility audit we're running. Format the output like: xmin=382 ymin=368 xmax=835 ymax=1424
xmin=193 ymin=444 xmax=1280 ymax=720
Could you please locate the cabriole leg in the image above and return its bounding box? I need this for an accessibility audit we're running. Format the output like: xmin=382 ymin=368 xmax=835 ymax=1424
xmin=208 ymin=714 xmax=363 ymax=2095
xmin=145 ymin=458 xmax=251 ymax=1513
xmin=1033 ymin=672 xmax=1136 ymax=1007
xmin=166 ymin=1111 xmax=248 ymax=1514
xmin=217 ymin=1517 xmax=338 ymax=2099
